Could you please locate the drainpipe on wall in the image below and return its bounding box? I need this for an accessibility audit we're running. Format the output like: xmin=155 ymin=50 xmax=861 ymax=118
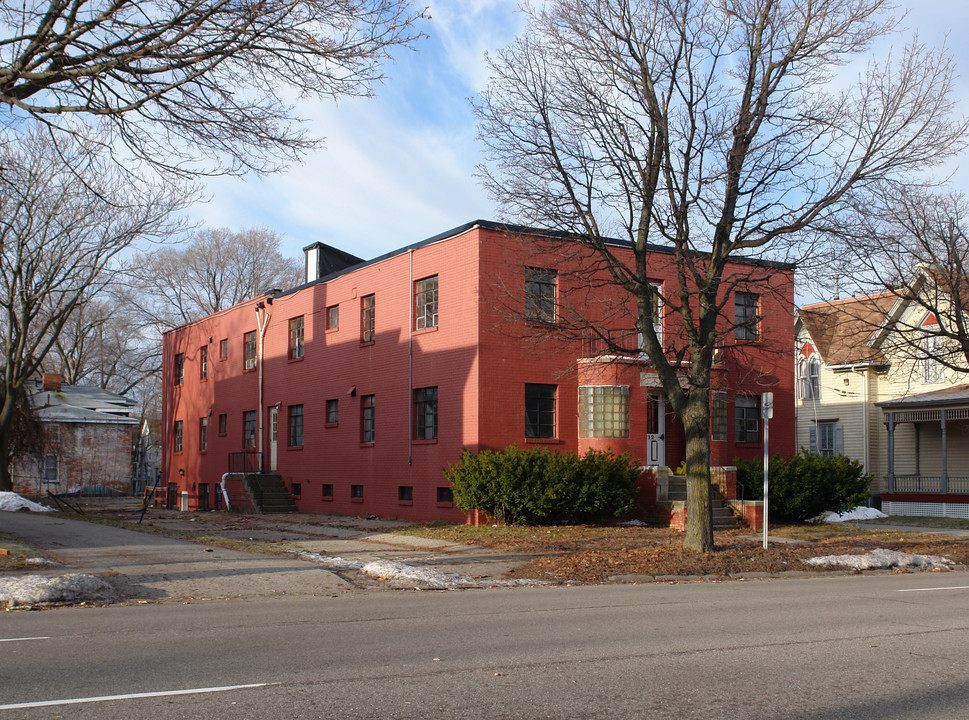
xmin=220 ymin=473 xmax=231 ymax=510
xmin=255 ymin=298 xmax=272 ymax=470
xmin=408 ymin=249 xmax=414 ymax=466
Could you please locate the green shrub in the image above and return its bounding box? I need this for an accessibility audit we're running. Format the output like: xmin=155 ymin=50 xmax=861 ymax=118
xmin=445 ymin=445 xmax=641 ymax=525
xmin=735 ymin=450 xmax=872 ymax=522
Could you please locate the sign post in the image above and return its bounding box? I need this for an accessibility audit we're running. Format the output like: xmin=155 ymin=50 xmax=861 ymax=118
xmin=761 ymin=392 xmax=773 ymax=549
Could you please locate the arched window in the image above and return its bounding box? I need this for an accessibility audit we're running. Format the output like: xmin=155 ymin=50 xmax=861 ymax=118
xmin=799 ymin=356 xmax=820 ymax=400
xmin=808 ymin=357 xmax=820 ymax=399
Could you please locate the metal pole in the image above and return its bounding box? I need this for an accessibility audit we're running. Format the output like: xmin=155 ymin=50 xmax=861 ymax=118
xmin=762 ymin=413 xmax=769 ymax=549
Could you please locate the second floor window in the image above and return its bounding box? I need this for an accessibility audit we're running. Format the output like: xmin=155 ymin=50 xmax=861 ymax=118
xmin=361 ymin=294 xmax=375 ymax=343
xmin=415 ymin=275 xmax=438 ymax=330
xmin=525 ymin=268 xmax=557 ymax=323
xmin=735 ymin=292 xmax=759 ymax=340
xmin=799 ymin=356 xmax=820 ymax=400
xmin=244 ymin=331 xmax=257 ymax=370
xmin=326 ymin=304 xmax=339 ymax=330
xmin=199 ymin=346 xmax=208 ymax=380
xmin=288 ymin=404 xmax=304 ymax=447
xmin=289 ymin=316 xmax=304 ymax=360
xmin=174 ymin=353 xmax=184 ymax=385
xmin=735 ymin=396 xmax=759 ymax=444
xmin=326 ymin=399 xmax=339 ymax=424
xmin=921 ymin=335 xmax=945 ymax=384
xmin=199 ymin=417 xmax=207 ymax=451
xmin=174 ymin=420 xmax=183 ymax=453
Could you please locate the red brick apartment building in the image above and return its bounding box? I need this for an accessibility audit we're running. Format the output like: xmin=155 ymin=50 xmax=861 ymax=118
xmin=162 ymin=221 xmax=795 ymax=521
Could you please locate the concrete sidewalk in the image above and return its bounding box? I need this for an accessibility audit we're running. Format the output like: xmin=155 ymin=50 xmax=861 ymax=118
xmin=1 ymin=510 xmax=349 ymax=602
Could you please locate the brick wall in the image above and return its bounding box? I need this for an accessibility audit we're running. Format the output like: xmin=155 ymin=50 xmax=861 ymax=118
xmin=162 ymin=223 xmax=795 ymax=521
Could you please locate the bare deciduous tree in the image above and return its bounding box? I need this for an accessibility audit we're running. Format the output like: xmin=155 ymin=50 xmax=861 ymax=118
xmin=475 ymin=0 xmax=966 ymax=551
xmin=0 ymin=0 xmax=426 ymax=174
xmin=835 ymin=188 xmax=969 ymax=376
xmin=0 ymin=126 xmax=185 ymax=491
xmin=124 ymin=227 xmax=303 ymax=329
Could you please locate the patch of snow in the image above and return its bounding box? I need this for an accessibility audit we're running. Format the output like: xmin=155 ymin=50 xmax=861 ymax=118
xmin=24 ymin=558 xmax=60 ymax=566
xmin=810 ymin=506 xmax=888 ymax=523
xmin=297 ymin=552 xmax=364 ymax=571
xmin=0 ymin=574 xmax=115 ymax=608
xmin=620 ymin=519 xmax=648 ymax=527
xmin=0 ymin=492 xmax=52 ymax=513
xmin=297 ymin=551 xmax=548 ymax=589
xmin=359 ymin=559 xmax=477 ymax=589
xmin=802 ymin=548 xmax=952 ymax=570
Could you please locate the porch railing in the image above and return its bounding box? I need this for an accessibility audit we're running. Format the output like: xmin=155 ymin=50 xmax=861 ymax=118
xmin=890 ymin=475 xmax=969 ymax=495
xmin=228 ymin=451 xmax=262 ymax=474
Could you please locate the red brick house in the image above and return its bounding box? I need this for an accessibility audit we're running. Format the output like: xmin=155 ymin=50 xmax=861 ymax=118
xmin=162 ymin=221 xmax=795 ymax=521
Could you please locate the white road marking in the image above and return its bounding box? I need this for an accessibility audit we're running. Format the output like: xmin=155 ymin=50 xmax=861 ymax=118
xmin=896 ymin=585 xmax=969 ymax=593
xmin=0 ymin=682 xmax=280 ymax=710
xmin=0 ymin=636 xmax=49 ymax=643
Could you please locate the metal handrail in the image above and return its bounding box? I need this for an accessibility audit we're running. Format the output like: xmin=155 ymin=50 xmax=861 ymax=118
xmin=228 ymin=451 xmax=262 ymax=474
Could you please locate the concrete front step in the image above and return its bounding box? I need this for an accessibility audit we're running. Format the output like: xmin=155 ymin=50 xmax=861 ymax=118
xmin=666 ymin=476 xmax=740 ymax=528
xmin=244 ymin=473 xmax=297 ymax=514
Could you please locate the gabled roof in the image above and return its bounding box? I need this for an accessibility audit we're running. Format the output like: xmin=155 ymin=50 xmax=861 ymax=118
xmin=28 ymin=379 xmax=139 ymax=425
xmin=797 ymin=293 xmax=897 ymax=366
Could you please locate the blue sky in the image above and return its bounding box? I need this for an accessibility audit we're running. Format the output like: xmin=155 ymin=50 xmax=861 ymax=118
xmin=192 ymin=0 xmax=969 ymax=265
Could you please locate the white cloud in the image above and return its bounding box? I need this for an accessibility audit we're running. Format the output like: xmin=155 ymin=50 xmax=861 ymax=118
xmin=191 ymin=0 xmax=969 ymax=266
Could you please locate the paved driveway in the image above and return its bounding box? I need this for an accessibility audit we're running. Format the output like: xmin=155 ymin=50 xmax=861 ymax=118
xmin=1 ymin=510 xmax=349 ymax=602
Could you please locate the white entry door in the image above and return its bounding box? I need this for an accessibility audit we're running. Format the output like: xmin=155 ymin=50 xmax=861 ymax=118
xmin=646 ymin=393 xmax=666 ymax=466
xmin=269 ymin=406 xmax=278 ymax=471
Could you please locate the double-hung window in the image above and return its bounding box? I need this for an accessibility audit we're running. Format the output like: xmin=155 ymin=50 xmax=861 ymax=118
xmin=244 ymin=331 xmax=257 ymax=370
xmin=288 ymin=404 xmax=304 ymax=447
xmin=735 ymin=292 xmax=759 ymax=340
xmin=289 ymin=316 xmax=304 ymax=360
xmin=415 ymin=276 xmax=438 ymax=330
xmin=525 ymin=268 xmax=556 ymax=323
xmin=361 ymin=295 xmax=375 ymax=343
xmin=243 ymin=410 xmax=256 ymax=449
xmin=361 ymin=395 xmax=375 ymax=443
xmin=525 ymin=383 xmax=557 ymax=438
xmin=735 ymin=396 xmax=760 ymax=444
xmin=922 ymin=335 xmax=945 ymax=384
xmin=414 ymin=387 xmax=438 ymax=440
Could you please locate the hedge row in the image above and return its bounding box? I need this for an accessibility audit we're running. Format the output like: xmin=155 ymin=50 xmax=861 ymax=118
xmin=735 ymin=450 xmax=872 ymax=522
xmin=445 ymin=445 xmax=641 ymax=525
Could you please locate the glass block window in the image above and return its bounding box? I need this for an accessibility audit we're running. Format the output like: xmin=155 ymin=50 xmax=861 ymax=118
xmin=578 ymin=386 xmax=629 ymax=438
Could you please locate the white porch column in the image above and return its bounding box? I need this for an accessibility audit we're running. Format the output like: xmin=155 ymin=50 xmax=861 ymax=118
xmin=886 ymin=413 xmax=895 ymax=494
xmin=941 ymin=409 xmax=948 ymax=494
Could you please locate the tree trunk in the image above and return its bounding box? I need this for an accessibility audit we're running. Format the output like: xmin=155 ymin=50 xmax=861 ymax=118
xmin=0 ymin=430 xmax=12 ymax=492
xmin=682 ymin=391 xmax=714 ymax=552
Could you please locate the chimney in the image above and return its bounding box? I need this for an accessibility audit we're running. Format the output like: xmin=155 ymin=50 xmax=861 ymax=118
xmin=42 ymin=373 xmax=62 ymax=391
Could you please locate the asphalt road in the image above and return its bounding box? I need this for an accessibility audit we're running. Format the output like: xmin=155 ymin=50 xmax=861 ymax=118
xmin=3 ymin=573 xmax=969 ymax=719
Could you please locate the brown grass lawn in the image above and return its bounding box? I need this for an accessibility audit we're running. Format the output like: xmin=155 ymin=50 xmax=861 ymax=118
xmin=394 ymin=523 xmax=969 ymax=583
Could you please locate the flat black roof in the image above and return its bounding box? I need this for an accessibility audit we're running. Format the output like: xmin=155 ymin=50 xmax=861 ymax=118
xmin=276 ymin=219 xmax=795 ymax=299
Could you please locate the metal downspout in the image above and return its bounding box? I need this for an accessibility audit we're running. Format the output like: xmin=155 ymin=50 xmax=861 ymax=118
xmin=256 ymin=300 xmax=272 ymax=470
xmin=408 ymin=249 xmax=413 ymax=466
